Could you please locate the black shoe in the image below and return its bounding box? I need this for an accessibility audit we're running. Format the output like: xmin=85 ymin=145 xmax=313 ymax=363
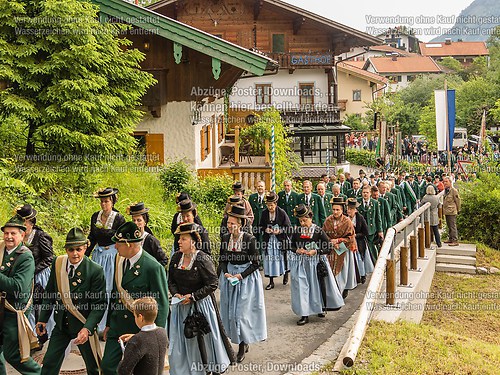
xmin=265 ymin=282 xmax=274 ymax=290
xmin=297 ymin=316 xmax=309 ymax=325
xmin=342 ymin=289 xmax=349 ymax=299
xmin=317 ymin=313 xmax=326 ymax=318
xmin=283 ymin=272 xmax=289 ymax=285
xmin=360 ymin=276 xmax=366 ymax=284
xmin=237 ymin=343 xmax=249 ymax=363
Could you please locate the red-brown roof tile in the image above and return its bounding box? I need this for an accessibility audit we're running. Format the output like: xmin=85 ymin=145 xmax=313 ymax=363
xmin=419 ymin=41 xmax=489 ymax=57
xmin=366 ymin=56 xmax=442 ymax=74
xmin=339 ymin=62 xmax=389 ymax=84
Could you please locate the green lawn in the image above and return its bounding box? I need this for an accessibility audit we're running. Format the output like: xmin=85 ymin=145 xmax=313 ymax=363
xmin=338 ymin=244 xmax=500 ymax=375
xmin=1 ymin=161 xmax=225 ymax=256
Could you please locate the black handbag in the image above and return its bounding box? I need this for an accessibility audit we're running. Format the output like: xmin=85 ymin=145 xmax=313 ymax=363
xmin=184 ymin=304 xmax=211 ymax=339
xmin=317 ymin=259 xmax=329 ymax=278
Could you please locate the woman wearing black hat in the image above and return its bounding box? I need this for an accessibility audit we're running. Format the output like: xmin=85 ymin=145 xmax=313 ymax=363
xmin=169 ymin=223 xmax=234 ymax=374
xmin=170 ymin=192 xmax=203 ymax=236
xmin=346 ymin=198 xmax=373 ymax=284
xmin=87 ymin=187 xmax=126 ymax=333
xmin=173 ymin=199 xmax=211 ymax=255
xmin=257 ymin=192 xmax=291 ymax=290
xmin=289 ymin=204 xmax=344 ymax=326
xmin=219 ymin=205 xmax=266 ymax=363
xmin=16 ymin=204 xmax=54 ymax=343
xmin=127 ymin=202 xmax=168 ymax=267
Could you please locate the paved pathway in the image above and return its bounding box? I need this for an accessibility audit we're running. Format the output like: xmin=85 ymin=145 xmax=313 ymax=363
xmin=7 ymin=163 xmax=373 ymax=374
xmin=7 ymin=271 xmax=368 ymax=375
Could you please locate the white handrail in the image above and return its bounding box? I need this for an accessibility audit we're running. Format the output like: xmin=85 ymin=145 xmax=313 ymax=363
xmin=341 ymin=191 xmax=444 ymax=367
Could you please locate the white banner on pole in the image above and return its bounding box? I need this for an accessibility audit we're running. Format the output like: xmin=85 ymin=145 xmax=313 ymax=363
xmin=434 ymin=90 xmax=447 ymax=151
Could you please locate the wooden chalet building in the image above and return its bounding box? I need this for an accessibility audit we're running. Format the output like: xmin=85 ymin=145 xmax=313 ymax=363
xmin=149 ymin=0 xmax=381 ymax=169
xmin=91 ymin=0 xmax=277 ymax=186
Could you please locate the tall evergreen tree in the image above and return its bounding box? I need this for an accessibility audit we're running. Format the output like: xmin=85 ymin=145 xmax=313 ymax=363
xmin=0 ymin=0 xmax=155 ymax=158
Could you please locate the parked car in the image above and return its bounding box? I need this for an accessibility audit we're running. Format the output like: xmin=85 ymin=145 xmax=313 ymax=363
xmin=452 ymin=128 xmax=468 ymax=149
xmin=468 ymin=135 xmax=498 ymax=151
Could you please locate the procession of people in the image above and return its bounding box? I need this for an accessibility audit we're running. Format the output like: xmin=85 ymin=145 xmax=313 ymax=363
xmin=0 ymin=166 xmax=459 ymax=374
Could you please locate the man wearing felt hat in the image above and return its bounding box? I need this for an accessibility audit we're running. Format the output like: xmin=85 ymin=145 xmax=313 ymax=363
xmin=101 ymin=221 xmax=168 ymax=374
xmin=0 ymin=215 xmax=41 ymax=374
xmin=37 ymin=228 xmax=106 ymax=375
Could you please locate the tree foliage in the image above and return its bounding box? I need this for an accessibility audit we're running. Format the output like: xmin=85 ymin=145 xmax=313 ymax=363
xmin=455 ymin=77 xmax=498 ymax=134
xmin=241 ymin=108 xmax=301 ymax=189
xmin=0 ymin=0 xmax=155 ymax=158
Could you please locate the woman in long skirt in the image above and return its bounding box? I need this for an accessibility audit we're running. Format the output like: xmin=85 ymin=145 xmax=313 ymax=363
xmin=289 ymin=204 xmax=344 ymax=326
xmin=346 ymin=198 xmax=374 ymax=284
xmin=219 ymin=205 xmax=267 ymax=363
xmin=169 ymin=223 xmax=234 ymax=375
xmin=257 ymin=192 xmax=291 ymax=289
xmin=86 ymin=187 xmax=125 ymax=333
xmin=16 ymin=204 xmax=55 ymax=345
xmin=323 ymin=197 xmax=358 ymax=299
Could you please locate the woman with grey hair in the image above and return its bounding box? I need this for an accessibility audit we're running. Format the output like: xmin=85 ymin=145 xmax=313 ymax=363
xmin=420 ymin=185 xmax=442 ymax=247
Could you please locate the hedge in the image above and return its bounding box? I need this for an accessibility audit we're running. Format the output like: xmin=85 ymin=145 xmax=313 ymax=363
xmin=456 ymin=173 xmax=500 ymax=250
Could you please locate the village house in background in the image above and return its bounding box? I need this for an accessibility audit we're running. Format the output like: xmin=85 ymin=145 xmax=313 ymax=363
xmin=149 ymin=0 xmax=381 ymax=174
xmin=363 ymin=55 xmax=443 ymax=91
xmin=419 ymin=39 xmax=490 ymax=66
xmin=91 ymin=0 xmax=277 ymax=181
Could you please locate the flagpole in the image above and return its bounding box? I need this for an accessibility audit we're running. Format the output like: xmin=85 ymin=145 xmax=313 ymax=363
xmin=444 ymin=80 xmax=452 ymax=173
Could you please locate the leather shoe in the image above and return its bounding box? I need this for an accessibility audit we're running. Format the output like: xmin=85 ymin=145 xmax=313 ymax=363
xmin=283 ymin=272 xmax=289 ymax=285
xmin=317 ymin=313 xmax=326 ymax=318
xmin=297 ymin=316 xmax=309 ymax=325
xmin=265 ymin=283 xmax=274 ymax=290
xmin=342 ymin=289 xmax=349 ymax=299
xmin=360 ymin=276 xmax=366 ymax=284
xmin=237 ymin=343 xmax=249 ymax=363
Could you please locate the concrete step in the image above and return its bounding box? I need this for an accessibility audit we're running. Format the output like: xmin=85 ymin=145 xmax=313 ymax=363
xmin=435 ymin=263 xmax=476 ymax=274
xmin=437 ymin=243 xmax=476 ymax=257
xmin=436 ymin=254 xmax=476 ymax=266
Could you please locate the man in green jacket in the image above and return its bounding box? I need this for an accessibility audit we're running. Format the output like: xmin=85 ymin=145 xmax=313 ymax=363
xmin=316 ymin=182 xmax=333 ymax=218
xmin=278 ymin=179 xmax=299 ymax=227
xmin=379 ymin=181 xmax=401 ymax=225
xmin=357 ymin=186 xmax=384 ymax=261
xmin=37 ymin=228 xmax=106 ymax=375
xmin=371 ymin=186 xmax=392 ymax=234
xmin=298 ymin=180 xmax=326 ymax=227
xmin=101 ymin=222 xmax=169 ymax=375
xmin=249 ymin=180 xmax=266 ymax=239
xmin=0 ymin=215 xmax=40 ymax=374
xmin=338 ymin=173 xmax=352 ymax=195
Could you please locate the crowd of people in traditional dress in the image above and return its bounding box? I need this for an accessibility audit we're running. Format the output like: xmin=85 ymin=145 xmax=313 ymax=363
xmin=347 ymin=132 xmax=500 ymax=167
xmin=0 ymin=169 xmax=462 ymax=374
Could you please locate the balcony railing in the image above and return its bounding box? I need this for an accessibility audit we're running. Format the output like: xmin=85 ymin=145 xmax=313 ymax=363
xmin=265 ymin=52 xmax=334 ymax=69
xmin=280 ymin=105 xmax=341 ymax=125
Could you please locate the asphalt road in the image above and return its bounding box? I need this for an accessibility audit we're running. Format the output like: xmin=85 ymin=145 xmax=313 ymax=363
xmin=222 ymin=271 xmax=369 ymax=375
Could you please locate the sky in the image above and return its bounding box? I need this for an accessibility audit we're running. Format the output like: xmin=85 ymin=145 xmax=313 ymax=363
xmin=287 ymin=0 xmax=475 ymax=42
